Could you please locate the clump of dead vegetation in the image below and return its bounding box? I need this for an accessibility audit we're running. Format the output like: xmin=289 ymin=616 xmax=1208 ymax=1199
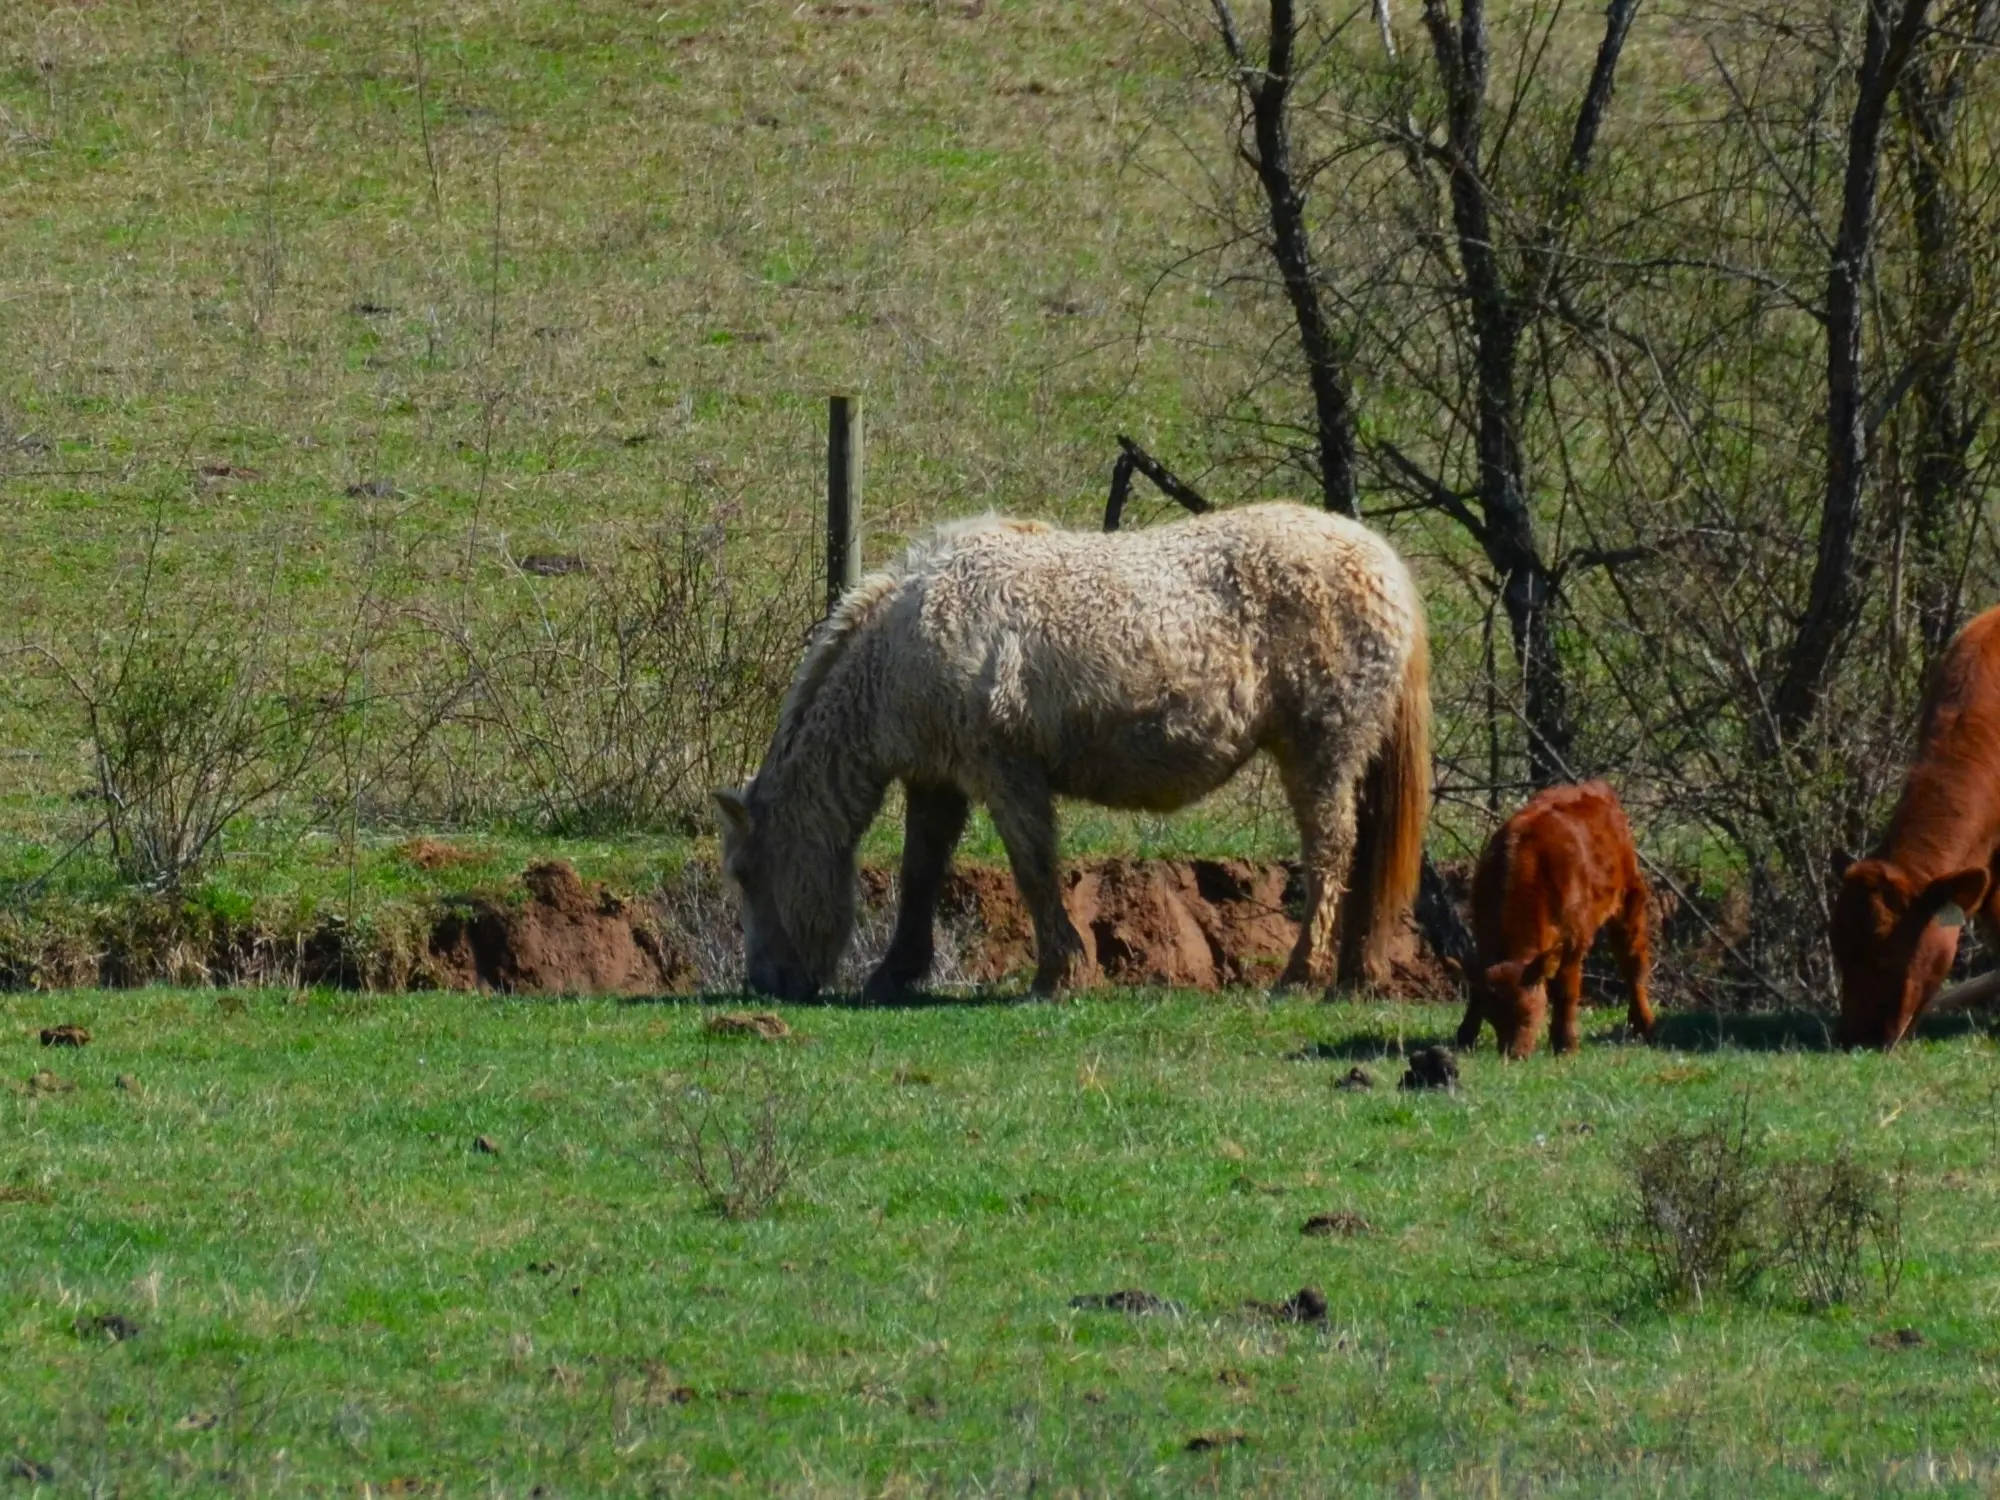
xmin=31 ymin=526 xmax=372 ymax=892
xmin=1597 ymin=1102 xmax=1907 ymax=1311
xmin=660 ymin=1054 xmax=821 ymax=1220
xmin=403 ymin=501 xmax=810 ymax=836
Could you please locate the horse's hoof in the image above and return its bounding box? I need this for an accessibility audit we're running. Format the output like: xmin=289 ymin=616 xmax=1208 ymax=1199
xmin=1032 ymin=948 xmax=1094 ymax=997
xmin=861 ymin=967 xmax=917 ymax=1005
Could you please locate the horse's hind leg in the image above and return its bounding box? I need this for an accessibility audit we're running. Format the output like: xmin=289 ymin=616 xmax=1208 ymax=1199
xmin=984 ymin=763 xmax=1091 ymax=997
xmin=1274 ymin=754 xmax=1360 ymax=992
xmin=863 ymin=781 xmax=970 ymax=1004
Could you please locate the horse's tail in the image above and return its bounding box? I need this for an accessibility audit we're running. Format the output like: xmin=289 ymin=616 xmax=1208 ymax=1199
xmin=1338 ymin=606 xmax=1432 ymax=986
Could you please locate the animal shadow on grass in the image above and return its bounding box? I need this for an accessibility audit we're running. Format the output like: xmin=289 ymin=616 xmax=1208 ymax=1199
xmin=621 ymin=984 xmax=1024 ymax=1012
xmin=1640 ymin=1010 xmax=2000 ymax=1054
xmin=1286 ymin=1030 xmax=1461 ymax=1063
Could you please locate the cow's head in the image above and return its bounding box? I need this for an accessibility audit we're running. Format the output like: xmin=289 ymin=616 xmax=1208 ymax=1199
xmin=1830 ymin=854 xmax=1986 ymax=1048
xmin=1480 ymin=951 xmax=1554 ymax=1059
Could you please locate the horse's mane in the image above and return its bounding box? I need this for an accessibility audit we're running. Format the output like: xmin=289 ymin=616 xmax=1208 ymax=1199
xmin=768 ymin=569 xmax=904 ymax=762
xmin=767 ymin=513 xmax=1050 ymax=766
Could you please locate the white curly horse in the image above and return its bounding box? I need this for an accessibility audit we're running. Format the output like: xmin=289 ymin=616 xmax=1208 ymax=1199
xmin=714 ymin=501 xmax=1431 ymax=1002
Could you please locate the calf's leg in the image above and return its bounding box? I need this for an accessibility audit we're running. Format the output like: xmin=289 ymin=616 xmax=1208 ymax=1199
xmin=1548 ymin=952 xmax=1585 ymax=1056
xmin=1612 ymin=887 xmax=1656 ymax=1040
xmin=1455 ymin=988 xmax=1486 ymax=1049
xmin=863 ymin=781 xmax=970 ymax=1004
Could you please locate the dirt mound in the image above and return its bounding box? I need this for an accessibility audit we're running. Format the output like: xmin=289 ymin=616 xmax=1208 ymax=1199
xmin=417 ymin=854 xmax=1448 ymax=999
xmin=429 ymin=861 xmax=690 ymax=995
xmin=704 ymin=1011 xmax=792 ymax=1040
xmin=396 ymin=837 xmax=486 ymax=871
xmin=941 ymin=858 xmax=1302 ymax=989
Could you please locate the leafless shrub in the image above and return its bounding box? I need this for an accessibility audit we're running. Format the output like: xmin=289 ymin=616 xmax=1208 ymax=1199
xmin=1601 ymin=1104 xmax=1911 ymax=1311
xmin=655 ymin=862 xmax=743 ymax=993
xmin=1770 ymin=1147 xmax=1908 ymax=1310
xmin=33 ymin=530 xmax=368 ymax=889
xmin=414 ymin=498 xmax=810 ymax=834
xmin=661 ymin=1056 xmax=820 ymax=1220
xmin=1600 ymin=1104 xmax=1770 ymax=1307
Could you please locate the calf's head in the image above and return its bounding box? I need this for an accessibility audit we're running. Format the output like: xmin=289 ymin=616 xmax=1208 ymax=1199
xmin=1480 ymin=952 xmax=1554 ymax=1059
xmin=1830 ymin=855 xmax=1987 ymax=1048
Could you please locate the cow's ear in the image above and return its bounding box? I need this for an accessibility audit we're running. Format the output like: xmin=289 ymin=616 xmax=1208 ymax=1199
xmin=1831 ymin=849 xmax=1857 ymax=882
xmin=1521 ymin=950 xmax=1555 ymax=985
xmin=1484 ymin=960 xmax=1525 ymax=990
xmin=1918 ymin=866 xmax=1989 ymax=926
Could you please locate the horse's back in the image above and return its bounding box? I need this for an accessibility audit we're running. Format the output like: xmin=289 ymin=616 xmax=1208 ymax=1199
xmin=912 ymin=502 xmax=1416 ymax=694
xmin=883 ymin=503 xmax=1420 ymax=805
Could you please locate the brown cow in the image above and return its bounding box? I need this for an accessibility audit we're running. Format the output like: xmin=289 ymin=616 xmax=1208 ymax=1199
xmin=1831 ymin=605 xmax=2000 ymax=1048
xmin=1456 ymin=781 xmax=1656 ymax=1059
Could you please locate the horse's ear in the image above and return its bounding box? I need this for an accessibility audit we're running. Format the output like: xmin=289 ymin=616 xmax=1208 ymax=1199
xmin=712 ymin=788 xmax=751 ymax=836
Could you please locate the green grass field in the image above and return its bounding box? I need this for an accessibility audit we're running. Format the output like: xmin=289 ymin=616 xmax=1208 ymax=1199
xmin=0 ymin=0 xmax=1378 ymax=913
xmin=4 ymin=8 xmax=1989 ymax=1492
xmin=4 ymin=987 xmax=1997 ymax=1495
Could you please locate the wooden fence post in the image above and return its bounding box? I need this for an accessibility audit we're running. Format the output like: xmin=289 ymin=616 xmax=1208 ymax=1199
xmin=827 ymin=395 xmax=862 ymax=615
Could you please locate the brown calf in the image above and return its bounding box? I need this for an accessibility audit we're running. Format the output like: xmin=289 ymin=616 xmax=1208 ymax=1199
xmin=1456 ymin=781 xmax=1656 ymax=1058
xmin=1831 ymin=605 xmax=2000 ymax=1048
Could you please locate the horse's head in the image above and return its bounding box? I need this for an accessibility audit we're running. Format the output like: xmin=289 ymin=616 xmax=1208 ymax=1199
xmin=713 ymin=783 xmax=856 ymax=1002
xmin=1480 ymin=952 xmax=1554 ymax=1059
xmin=1830 ymin=854 xmax=1987 ymax=1048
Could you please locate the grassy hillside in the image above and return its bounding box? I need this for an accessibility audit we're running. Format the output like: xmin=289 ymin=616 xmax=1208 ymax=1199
xmin=2 ymin=987 xmax=1995 ymax=1494
xmin=0 ymin=1 xmax=1340 ymax=899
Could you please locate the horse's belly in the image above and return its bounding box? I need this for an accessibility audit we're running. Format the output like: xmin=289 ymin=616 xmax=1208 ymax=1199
xmin=1046 ymin=722 xmax=1254 ymax=811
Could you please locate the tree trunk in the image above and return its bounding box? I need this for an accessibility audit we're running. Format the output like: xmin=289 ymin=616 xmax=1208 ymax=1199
xmin=1422 ymin=0 xmax=1575 ymax=783
xmin=1897 ymin=8 xmax=1993 ymax=659
xmin=1770 ymin=0 xmax=1934 ymax=742
xmin=1214 ymin=0 xmax=1360 ymax=515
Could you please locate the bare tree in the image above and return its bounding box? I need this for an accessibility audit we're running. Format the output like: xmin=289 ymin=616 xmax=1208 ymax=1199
xmin=1894 ymin=0 xmax=2000 ymax=659
xmin=1211 ymin=0 xmax=1361 ymax=515
xmin=1402 ymin=0 xmax=1643 ymax=785
xmin=1770 ymin=0 xmax=1936 ymax=743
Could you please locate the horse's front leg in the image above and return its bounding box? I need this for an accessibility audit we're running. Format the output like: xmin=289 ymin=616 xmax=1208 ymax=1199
xmin=984 ymin=762 xmax=1092 ymax=997
xmin=862 ymin=781 xmax=970 ymax=1004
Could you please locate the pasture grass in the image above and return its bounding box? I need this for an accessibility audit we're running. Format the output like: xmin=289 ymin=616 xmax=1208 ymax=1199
xmin=3 ymin=987 xmax=1999 ymax=1495
xmin=0 ymin=0 xmax=1235 ymax=791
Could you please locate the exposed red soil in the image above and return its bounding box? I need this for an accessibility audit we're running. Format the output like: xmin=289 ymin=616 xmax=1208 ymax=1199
xmin=939 ymin=858 xmax=1302 ymax=990
xmin=428 ymin=861 xmax=693 ymax=996
xmin=417 ymin=856 xmax=1454 ymax=999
